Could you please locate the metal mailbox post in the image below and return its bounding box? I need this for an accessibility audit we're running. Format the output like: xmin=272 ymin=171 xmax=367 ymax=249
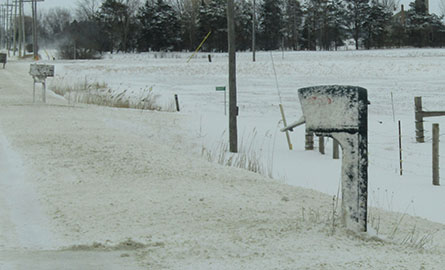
xmin=284 ymin=85 xmax=369 ymax=232
xmin=0 ymin=53 xmax=7 ymax=69
xmin=29 ymin=64 xmax=55 ymax=103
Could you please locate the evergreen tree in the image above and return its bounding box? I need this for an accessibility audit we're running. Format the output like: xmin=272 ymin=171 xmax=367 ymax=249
xmin=137 ymin=0 xmax=180 ymax=51
xmin=137 ymin=1 xmax=156 ymax=51
xmin=235 ymin=0 xmax=253 ymax=51
xmin=98 ymin=0 xmax=140 ymax=52
xmin=259 ymin=0 xmax=283 ymax=50
xmin=302 ymin=0 xmax=319 ymax=50
xmin=99 ymin=0 xmax=128 ymax=53
xmin=406 ymin=0 xmax=438 ymax=47
xmin=303 ymin=0 xmax=345 ymax=51
xmin=197 ymin=0 xmax=227 ymax=52
xmin=283 ymin=0 xmax=303 ymax=50
xmin=178 ymin=0 xmax=201 ymax=51
xmin=363 ymin=0 xmax=392 ymax=49
xmin=344 ymin=0 xmax=371 ymax=49
xmin=326 ymin=0 xmax=348 ymax=50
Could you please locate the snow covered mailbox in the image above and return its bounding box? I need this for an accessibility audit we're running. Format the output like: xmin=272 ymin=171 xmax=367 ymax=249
xmin=29 ymin=64 xmax=54 ymax=103
xmin=284 ymin=85 xmax=368 ymax=232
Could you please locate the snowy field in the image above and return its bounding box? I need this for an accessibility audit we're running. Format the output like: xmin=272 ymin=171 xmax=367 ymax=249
xmin=51 ymin=49 xmax=445 ymax=223
xmin=0 ymin=49 xmax=444 ymax=269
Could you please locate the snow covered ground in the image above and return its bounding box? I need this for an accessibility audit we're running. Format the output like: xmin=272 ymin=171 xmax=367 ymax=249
xmin=51 ymin=49 xmax=445 ymax=223
xmin=0 ymin=49 xmax=444 ymax=269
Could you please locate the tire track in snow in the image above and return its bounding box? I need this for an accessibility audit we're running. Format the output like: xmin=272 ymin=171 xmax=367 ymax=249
xmin=0 ymin=128 xmax=57 ymax=250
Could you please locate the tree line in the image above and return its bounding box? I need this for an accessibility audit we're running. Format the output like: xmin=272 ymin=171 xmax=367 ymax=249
xmin=37 ymin=0 xmax=445 ymax=59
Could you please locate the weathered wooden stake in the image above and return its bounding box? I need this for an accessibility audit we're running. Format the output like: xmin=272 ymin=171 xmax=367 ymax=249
xmin=398 ymin=120 xmax=403 ymax=176
xmin=208 ymin=54 xmax=212 ymax=62
xmin=42 ymin=81 xmax=46 ymax=103
xmin=252 ymin=0 xmax=256 ymax=62
xmin=333 ymin=139 xmax=340 ymax=159
xmin=391 ymin=92 xmax=395 ymax=123
xmin=415 ymin=97 xmax=425 ymax=143
xmin=279 ymin=104 xmax=293 ymax=150
xmin=305 ymin=132 xmax=314 ymax=150
xmin=433 ymin=123 xmax=440 ymax=186
xmin=319 ymin=136 xmax=325 ymax=155
xmin=33 ymin=81 xmax=36 ymax=103
xmin=227 ymin=0 xmax=238 ymax=153
xmin=174 ymin=94 xmax=180 ymax=112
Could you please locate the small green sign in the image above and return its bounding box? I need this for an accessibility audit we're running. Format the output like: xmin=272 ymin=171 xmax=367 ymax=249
xmin=216 ymin=86 xmax=226 ymax=91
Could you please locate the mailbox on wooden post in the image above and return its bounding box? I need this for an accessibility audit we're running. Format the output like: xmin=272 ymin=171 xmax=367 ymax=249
xmin=0 ymin=53 xmax=7 ymax=69
xmin=282 ymin=85 xmax=369 ymax=232
xmin=29 ymin=64 xmax=54 ymax=103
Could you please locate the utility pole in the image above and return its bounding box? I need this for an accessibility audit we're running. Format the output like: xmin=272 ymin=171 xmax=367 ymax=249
xmin=13 ymin=0 xmax=17 ymax=55
xmin=18 ymin=0 xmax=22 ymax=57
xmin=17 ymin=0 xmax=44 ymax=59
xmin=20 ymin=0 xmax=25 ymax=57
xmin=32 ymin=0 xmax=37 ymax=59
xmin=227 ymin=0 xmax=238 ymax=153
xmin=0 ymin=6 xmax=3 ymax=49
xmin=6 ymin=0 xmax=9 ymax=54
xmin=252 ymin=0 xmax=256 ymax=62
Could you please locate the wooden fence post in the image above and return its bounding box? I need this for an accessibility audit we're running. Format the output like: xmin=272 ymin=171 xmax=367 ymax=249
xmin=319 ymin=136 xmax=325 ymax=155
xmin=174 ymin=94 xmax=180 ymax=112
xmin=305 ymin=132 xmax=314 ymax=150
xmin=415 ymin=97 xmax=425 ymax=143
xmin=399 ymin=120 xmax=403 ymax=176
xmin=433 ymin=123 xmax=440 ymax=186
xmin=333 ymin=139 xmax=340 ymax=159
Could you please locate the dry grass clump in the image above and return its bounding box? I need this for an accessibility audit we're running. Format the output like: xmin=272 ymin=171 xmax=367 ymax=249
xmin=201 ymin=129 xmax=270 ymax=177
xmin=50 ymin=77 xmax=167 ymax=111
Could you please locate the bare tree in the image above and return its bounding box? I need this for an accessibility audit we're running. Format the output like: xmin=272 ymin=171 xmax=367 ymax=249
xmin=42 ymin=8 xmax=72 ymax=36
xmin=378 ymin=0 xmax=400 ymax=12
xmin=39 ymin=7 xmax=73 ymax=47
xmin=440 ymin=0 xmax=445 ymax=16
xmin=76 ymin=0 xmax=102 ymax=21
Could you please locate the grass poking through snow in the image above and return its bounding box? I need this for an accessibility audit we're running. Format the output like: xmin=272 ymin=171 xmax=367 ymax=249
xmin=49 ymin=77 xmax=172 ymax=111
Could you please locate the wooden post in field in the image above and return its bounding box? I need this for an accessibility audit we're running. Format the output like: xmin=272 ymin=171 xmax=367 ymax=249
xmin=279 ymin=104 xmax=293 ymax=150
xmin=333 ymin=139 xmax=340 ymax=159
xmin=305 ymin=132 xmax=314 ymax=150
xmin=32 ymin=0 xmax=38 ymax=60
xmin=414 ymin=96 xmax=445 ymax=143
xmin=13 ymin=0 xmax=17 ymax=55
xmin=398 ymin=120 xmax=403 ymax=176
xmin=174 ymin=94 xmax=180 ymax=112
xmin=20 ymin=0 xmax=25 ymax=57
xmin=252 ymin=0 xmax=256 ymax=62
xmin=433 ymin=123 xmax=440 ymax=186
xmin=319 ymin=136 xmax=325 ymax=154
xmin=415 ymin=97 xmax=425 ymax=143
xmin=227 ymin=0 xmax=238 ymax=153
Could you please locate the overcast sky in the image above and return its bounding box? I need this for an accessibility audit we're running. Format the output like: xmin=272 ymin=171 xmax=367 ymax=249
xmin=29 ymin=0 xmax=443 ymax=16
xmin=39 ymin=0 xmax=77 ymax=10
xmin=400 ymin=0 xmax=441 ymax=15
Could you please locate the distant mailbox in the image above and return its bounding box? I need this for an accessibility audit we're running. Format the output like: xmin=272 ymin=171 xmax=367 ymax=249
xmin=29 ymin=64 xmax=55 ymax=103
xmin=29 ymin=64 xmax=54 ymax=78
xmin=0 ymin=53 xmax=6 ymax=69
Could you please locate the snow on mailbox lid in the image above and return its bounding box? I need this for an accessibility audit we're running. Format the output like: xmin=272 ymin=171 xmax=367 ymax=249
xmin=29 ymin=64 xmax=55 ymax=77
xmin=298 ymin=85 xmax=367 ymax=133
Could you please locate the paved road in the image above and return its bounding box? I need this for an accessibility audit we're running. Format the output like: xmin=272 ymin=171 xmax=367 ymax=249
xmin=0 ymin=250 xmax=141 ymax=270
xmin=0 ymin=61 xmax=143 ymax=270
